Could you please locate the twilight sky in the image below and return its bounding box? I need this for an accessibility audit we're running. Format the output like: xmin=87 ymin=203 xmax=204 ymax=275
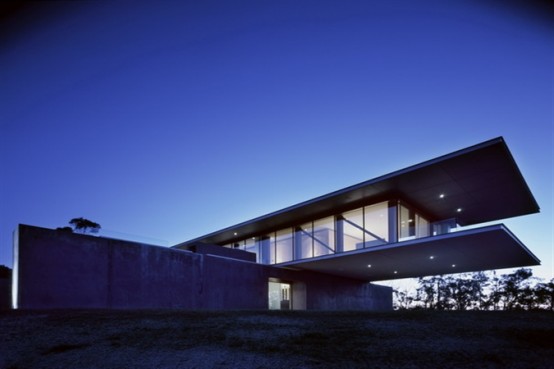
xmin=1 ymin=0 xmax=552 ymax=281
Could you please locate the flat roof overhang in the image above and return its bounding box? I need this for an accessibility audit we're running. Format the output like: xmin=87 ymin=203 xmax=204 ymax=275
xmin=177 ymin=137 xmax=539 ymax=247
xmin=276 ymin=225 xmax=540 ymax=282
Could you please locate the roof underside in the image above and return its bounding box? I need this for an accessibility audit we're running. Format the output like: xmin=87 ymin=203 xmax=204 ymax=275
xmin=278 ymin=225 xmax=540 ymax=282
xmin=178 ymin=137 xmax=539 ymax=246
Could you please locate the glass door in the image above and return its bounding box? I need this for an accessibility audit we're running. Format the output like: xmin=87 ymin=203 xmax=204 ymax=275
xmin=268 ymin=281 xmax=291 ymax=310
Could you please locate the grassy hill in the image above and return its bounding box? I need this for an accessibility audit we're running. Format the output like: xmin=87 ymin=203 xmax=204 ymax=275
xmin=1 ymin=310 xmax=553 ymax=368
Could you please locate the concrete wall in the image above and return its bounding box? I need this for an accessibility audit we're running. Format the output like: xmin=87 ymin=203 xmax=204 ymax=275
xmin=0 ymin=278 xmax=11 ymax=309
xmin=266 ymin=267 xmax=393 ymax=311
xmin=180 ymin=242 xmax=256 ymax=262
xmin=15 ymin=224 xmax=392 ymax=310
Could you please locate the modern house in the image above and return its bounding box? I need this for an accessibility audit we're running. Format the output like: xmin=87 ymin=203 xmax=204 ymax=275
xmin=12 ymin=137 xmax=540 ymax=310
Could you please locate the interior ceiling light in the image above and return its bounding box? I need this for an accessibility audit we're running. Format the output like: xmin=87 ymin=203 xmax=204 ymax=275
xmin=456 ymin=208 xmax=462 ymax=213
xmin=233 ymin=232 xmax=238 ymax=236
xmin=367 ymin=264 xmax=372 ymax=268
xmin=439 ymin=194 xmax=445 ymax=199
xmin=394 ymin=270 xmax=398 ymax=274
xmin=429 ymin=256 xmax=435 ymax=260
xmin=452 ymin=264 xmax=456 ymax=267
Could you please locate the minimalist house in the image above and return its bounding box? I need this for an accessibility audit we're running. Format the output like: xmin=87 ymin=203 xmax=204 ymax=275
xmin=13 ymin=137 xmax=540 ymax=310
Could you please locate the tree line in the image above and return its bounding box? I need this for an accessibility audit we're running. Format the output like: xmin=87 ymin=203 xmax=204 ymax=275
xmin=394 ymin=268 xmax=554 ymax=311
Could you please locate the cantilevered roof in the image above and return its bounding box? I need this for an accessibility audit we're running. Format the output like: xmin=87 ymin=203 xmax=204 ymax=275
xmin=277 ymin=225 xmax=540 ymax=281
xmin=177 ymin=137 xmax=539 ymax=246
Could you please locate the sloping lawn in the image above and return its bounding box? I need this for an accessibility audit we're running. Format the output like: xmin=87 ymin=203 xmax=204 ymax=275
xmin=1 ymin=310 xmax=553 ymax=368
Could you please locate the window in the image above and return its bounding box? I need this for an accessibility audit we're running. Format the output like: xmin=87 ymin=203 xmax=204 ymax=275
xmin=313 ymin=216 xmax=335 ymax=256
xmin=339 ymin=208 xmax=364 ymax=251
xmin=399 ymin=202 xmax=429 ymax=241
xmin=244 ymin=238 xmax=259 ymax=262
xmin=294 ymin=223 xmax=313 ymax=260
xmin=363 ymin=202 xmax=389 ymax=246
xmin=276 ymin=229 xmax=293 ymax=263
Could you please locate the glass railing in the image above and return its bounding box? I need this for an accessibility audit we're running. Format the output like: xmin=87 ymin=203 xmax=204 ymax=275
xmin=94 ymin=229 xmax=169 ymax=247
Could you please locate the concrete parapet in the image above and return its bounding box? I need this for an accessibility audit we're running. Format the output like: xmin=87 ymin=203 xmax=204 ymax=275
xmin=0 ymin=278 xmax=11 ymax=309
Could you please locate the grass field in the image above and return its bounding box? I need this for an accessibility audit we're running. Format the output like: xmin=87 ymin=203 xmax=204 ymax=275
xmin=1 ymin=310 xmax=553 ymax=368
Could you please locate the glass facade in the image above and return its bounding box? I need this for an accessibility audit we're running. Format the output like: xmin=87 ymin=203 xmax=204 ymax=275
xmin=244 ymin=237 xmax=259 ymax=263
xmin=363 ymin=202 xmax=389 ymax=246
xmin=294 ymin=222 xmax=313 ymax=260
xmin=224 ymin=199 xmax=434 ymax=265
xmin=313 ymin=216 xmax=335 ymax=257
xmin=398 ymin=202 xmax=429 ymax=241
xmin=339 ymin=208 xmax=364 ymax=252
xmin=275 ymin=229 xmax=293 ymax=263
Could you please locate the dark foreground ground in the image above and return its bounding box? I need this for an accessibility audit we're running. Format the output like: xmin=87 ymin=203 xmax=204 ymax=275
xmin=0 ymin=310 xmax=553 ymax=369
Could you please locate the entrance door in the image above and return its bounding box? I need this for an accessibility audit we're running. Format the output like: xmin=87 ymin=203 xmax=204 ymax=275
xmin=268 ymin=281 xmax=291 ymax=310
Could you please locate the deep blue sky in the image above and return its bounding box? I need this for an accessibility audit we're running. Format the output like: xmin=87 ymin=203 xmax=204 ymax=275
xmin=1 ymin=1 xmax=552 ymax=281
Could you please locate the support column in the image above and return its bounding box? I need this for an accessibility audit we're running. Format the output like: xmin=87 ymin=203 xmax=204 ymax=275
xmin=335 ymin=215 xmax=344 ymax=253
xmin=261 ymin=236 xmax=271 ymax=264
xmin=293 ymin=227 xmax=302 ymax=260
xmin=388 ymin=201 xmax=398 ymax=243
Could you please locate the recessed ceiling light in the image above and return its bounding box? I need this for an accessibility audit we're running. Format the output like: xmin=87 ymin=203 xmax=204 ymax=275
xmin=429 ymin=256 xmax=435 ymax=260
xmin=452 ymin=264 xmax=456 ymax=268
xmin=439 ymin=194 xmax=445 ymax=199
xmin=456 ymin=208 xmax=462 ymax=213
xmin=367 ymin=264 xmax=372 ymax=268
xmin=394 ymin=270 xmax=398 ymax=274
xmin=233 ymin=232 xmax=238 ymax=236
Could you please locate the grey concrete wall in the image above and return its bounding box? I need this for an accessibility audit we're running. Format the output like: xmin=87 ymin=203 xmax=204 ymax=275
xmin=0 ymin=278 xmax=11 ymax=309
xmin=107 ymin=242 xmax=202 ymax=309
xmin=267 ymin=267 xmax=393 ymax=310
xmin=16 ymin=225 xmax=203 ymax=309
xmin=15 ymin=224 xmax=392 ymax=310
xmin=201 ymin=255 xmax=267 ymax=309
xmin=180 ymin=242 xmax=256 ymax=263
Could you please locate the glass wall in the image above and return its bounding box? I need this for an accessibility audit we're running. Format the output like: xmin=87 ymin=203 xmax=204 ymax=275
xmin=399 ymin=204 xmax=415 ymax=240
xmin=313 ymin=216 xmax=335 ymax=257
xmin=260 ymin=235 xmax=275 ymax=264
xmin=363 ymin=202 xmax=389 ymax=246
xmin=244 ymin=237 xmax=259 ymax=263
xmin=224 ymin=199 xmax=433 ymax=265
xmin=339 ymin=208 xmax=364 ymax=252
xmin=294 ymin=223 xmax=313 ymax=260
xmin=275 ymin=229 xmax=293 ymax=263
xmin=399 ymin=202 xmax=430 ymax=241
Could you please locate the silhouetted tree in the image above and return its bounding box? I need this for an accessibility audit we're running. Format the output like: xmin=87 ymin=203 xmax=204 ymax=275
xmin=499 ymin=268 xmax=534 ymax=310
xmin=416 ymin=275 xmax=450 ymax=309
xmin=56 ymin=226 xmax=73 ymax=233
xmin=394 ymin=288 xmax=415 ymax=310
xmin=0 ymin=265 xmax=12 ymax=279
xmin=471 ymin=271 xmax=490 ymax=310
xmin=401 ymin=269 xmax=551 ymax=311
xmin=69 ymin=217 xmax=101 ymax=234
xmin=416 ymin=276 xmax=437 ymax=309
xmin=534 ymin=279 xmax=554 ymax=311
xmin=442 ymin=274 xmax=481 ymax=310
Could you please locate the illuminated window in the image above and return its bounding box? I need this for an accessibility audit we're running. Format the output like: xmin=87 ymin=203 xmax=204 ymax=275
xmin=313 ymin=216 xmax=335 ymax=256
xmin=276 ymin=229 xmax=293 ymax=263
